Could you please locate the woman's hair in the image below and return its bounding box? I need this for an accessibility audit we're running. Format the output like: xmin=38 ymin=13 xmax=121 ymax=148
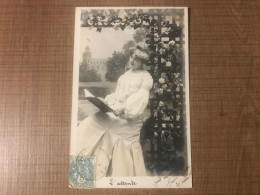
xmin=130 ymin=43 xmax=150 ymax=67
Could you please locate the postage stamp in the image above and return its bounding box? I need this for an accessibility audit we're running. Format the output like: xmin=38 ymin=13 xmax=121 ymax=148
xmin=70 ymin=7 xmax=191 ymax=188
xmin=69 ymin=155 xmax=95 ymax=188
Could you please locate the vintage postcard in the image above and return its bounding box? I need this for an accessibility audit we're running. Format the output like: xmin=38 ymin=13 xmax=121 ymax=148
xmin=70 ymin=7 xmax=191 ymax=188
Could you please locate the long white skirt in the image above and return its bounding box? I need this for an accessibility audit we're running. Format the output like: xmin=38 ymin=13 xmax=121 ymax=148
xmin=70 ymin=111 xmax=147 ymax=177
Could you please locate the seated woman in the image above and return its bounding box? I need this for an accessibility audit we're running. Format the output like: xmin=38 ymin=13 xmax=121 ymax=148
xmin=71 ymin=45 xmax=153 ymax=178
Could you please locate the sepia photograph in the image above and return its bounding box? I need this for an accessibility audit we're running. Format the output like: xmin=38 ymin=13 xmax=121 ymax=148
xmin=70 ymin=7 xmax=191 ymax=188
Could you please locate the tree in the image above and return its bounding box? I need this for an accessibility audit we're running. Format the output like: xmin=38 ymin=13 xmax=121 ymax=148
xmin=79 ymin=62 xmax=101 ymax=82
xmin=105 ymin=52 xmax=129 ymax=82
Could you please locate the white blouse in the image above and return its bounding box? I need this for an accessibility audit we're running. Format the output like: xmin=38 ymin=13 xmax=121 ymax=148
xmin=105 ymin=70 xmax=153 ymax=119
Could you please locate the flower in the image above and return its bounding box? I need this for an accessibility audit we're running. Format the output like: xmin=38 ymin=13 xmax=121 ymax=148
xmin=162 ymin=84 xmax=168 ymax=89
xmin=154 ymin=33 xmax=160 ymax=41
xmin=87 ymin=19 xmax=93 ymax=25
xmin=163 ymin=43 xmax=169 ymax=49
xmin=134 ymin=18 xmax=142 ymax=25
xmin=154 ymin=37 xmax=160 ymax=42
xmin=114 ymin=19 xmax=120 ymax=23
xmin=142 ymin=20 xmax=149 ymax=26
xmin=158 ymin=88 xmax=163 ymax=94
xmin=159 ymin=78 xmax=165 ymax=84
xmin=169 ymin=40 xmax=175 ymax=46
xmin=159 ymin=49 xmax=165 ymax=54
xmin=88 ymin=13 xmax=94 ymax=20
xmin=153 ymin=112 xmax=158 ymax=117
xmin=174 ymin=73 xmax=180 ymax=78
xmin=129 ymin=21 xmax=134 ymax=26
xmin=159 ymin=101 xmax=164 ymax=107
xmin=162 ymin=130 xmax=165 ymax=136
xmin=166 ymin=61 xmax=172 ymax=67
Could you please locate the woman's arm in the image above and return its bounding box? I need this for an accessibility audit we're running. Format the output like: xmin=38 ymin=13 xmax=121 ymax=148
xmin=123 ymin=73 xmax=153 ymax=119
xmin=104 ymin=77 xmax=121 ymax=107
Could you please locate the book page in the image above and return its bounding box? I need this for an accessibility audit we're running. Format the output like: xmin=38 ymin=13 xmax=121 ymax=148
xmin=84 ymin=89 xmax=94 ymax=97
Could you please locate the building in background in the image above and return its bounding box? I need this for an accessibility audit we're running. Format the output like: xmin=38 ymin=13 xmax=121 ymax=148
xmin=82 ymin=45 xmax=107 ymax=81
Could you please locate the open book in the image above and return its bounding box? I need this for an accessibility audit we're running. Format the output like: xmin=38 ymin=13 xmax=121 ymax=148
xmin=84 ymin=89 xmax=113 ymax=113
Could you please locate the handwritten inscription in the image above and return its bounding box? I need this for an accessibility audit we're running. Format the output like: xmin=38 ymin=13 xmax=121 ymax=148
xmin=153 ymin=165 xmax=192 ymax=187
xmin=107 ymin=166 xmax=191 ymax=188
xmin=153 ymin=177 xmax=161 ymax=187
xmin=109 ymin=178 xmax=115 ymax=186
xmin=117 ymin=180 xmax=137 ymax=186
xmin=109 ymin=178 xmax=137 ymax=186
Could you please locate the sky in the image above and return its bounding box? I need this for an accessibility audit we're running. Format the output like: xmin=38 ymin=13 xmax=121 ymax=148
xmin=80 ymin=27 xmax=135 ymax=61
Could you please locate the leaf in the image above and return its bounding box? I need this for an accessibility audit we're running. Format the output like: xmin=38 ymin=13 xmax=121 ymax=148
xmin=120 ymin=25 xmax=126 ymax=31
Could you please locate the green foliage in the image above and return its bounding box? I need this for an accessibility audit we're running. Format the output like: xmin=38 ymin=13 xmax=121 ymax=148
xmin=79 ymin=62 xmax=101 ymax=82
xmin=105 ymin=52 xmax=128 ymax=82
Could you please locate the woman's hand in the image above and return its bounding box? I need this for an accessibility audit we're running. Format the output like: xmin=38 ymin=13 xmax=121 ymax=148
xmin=113 ymin=107 xmax=125 ymax=117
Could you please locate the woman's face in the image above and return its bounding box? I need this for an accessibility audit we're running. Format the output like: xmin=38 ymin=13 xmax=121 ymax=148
xmin=130 ymin=52 xmax=143 ymax=70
